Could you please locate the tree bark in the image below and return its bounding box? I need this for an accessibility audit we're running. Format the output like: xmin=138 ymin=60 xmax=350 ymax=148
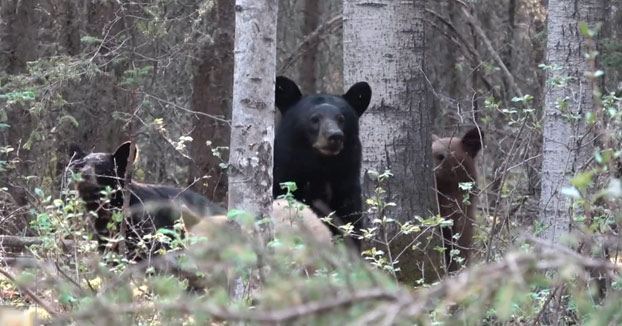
xmin=343 ymin=0 xmax=442 ymax=283
xmin=187 ymin=0 xmax=235 ymax=206
xmin=228 ymin=0 xmax=278 ymax=217
xmin=539 ymin=0 xmax=605 ymax=242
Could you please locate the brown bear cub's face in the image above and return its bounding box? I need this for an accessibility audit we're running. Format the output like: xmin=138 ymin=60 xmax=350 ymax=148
xmin=432 ymin=128 xmax=483 ymax=190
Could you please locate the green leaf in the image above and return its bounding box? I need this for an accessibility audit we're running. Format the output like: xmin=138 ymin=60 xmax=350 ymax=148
xmin=279 ymin=181 xmax=297 ymax=193
xmin=458 ymin=182 xmax=474 ymax=191
xmin=571 ymin=171 xmax=594 ymax=189
xmin=34 ymin=188 xmax=45 ymax=198
xmin=594 ymin=149 xmax=603 ymax=164
xmin=59 ymin=292 xmax=77 ymax=304
xmin=80 ymin=35 xmax=103 ymax=44
xmin=579 ymin=22 xmax=589 ymax=37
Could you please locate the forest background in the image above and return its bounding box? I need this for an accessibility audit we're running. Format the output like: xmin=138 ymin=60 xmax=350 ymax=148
xmin=0 ymin=0 xmax=622 ymax=325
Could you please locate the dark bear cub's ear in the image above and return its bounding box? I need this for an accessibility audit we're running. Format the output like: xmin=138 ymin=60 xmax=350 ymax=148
xmin=275 ymin=76 xmax=302 ymax=114
xmin=461 ymin=128 xmax=483 ymax=158
xmin=343 ymin=82 xmax=372 ymax=117
xmin=68 ymin=144 xmax=86 ymax=160
xmin=113 ymin=141 xmax=139 ymax=178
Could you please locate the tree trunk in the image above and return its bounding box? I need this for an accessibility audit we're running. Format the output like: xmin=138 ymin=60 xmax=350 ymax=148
xmin=298 ymin=0 xmax=320 ymax=92
xmin=187 ymin=0 xmax=234 ymax=206
xmin=228 ymin=0 xmax=278 ymax=217
xmin=539 ymin=0 xmax=605 ymax=242
xmin=343 ymin=0 xmax=442 ymax=283
xmin=602 ymin=0 xmax=622 ymax=93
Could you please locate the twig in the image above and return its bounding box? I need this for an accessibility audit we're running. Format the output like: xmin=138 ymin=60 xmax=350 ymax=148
xmin=533 ymin=285 xmax=562 ymax=326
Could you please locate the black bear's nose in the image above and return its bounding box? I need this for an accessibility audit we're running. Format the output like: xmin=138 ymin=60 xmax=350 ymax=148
xmin=328 ymin=131 xmax=344 ymax=144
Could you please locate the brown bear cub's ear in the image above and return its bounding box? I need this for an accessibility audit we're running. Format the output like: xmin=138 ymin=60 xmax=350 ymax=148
xmin=275 ymin=76 xmax=302 ymax=114
xmin=343 ymin=82 xmax=372 ymax=117
xmin=431 ymin=134 xmax=441 ymax=142
xmin=461 ymin=128 xmax=483 ymax=158
xmin=113 ymin=141 xmax=139 ymax=179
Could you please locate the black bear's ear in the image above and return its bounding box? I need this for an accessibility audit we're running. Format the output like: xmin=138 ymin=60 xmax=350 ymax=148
xmin=275 ymin=76 xmax=302 ymax=113
xmin=343 ymin=82 xmax=372 ymax=116
xmin=68 ymin=144 xmax=86 ymax=160
xmin=112 ymin=141 xmax=139 ymax=177
xmin=461 ymin=127 xmax=483 ymax=158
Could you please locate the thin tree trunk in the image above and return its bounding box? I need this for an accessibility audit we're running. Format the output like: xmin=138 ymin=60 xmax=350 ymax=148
xmin=228 ymin=0 xmax=278 ymax=217
xmin=603 ymin=0 xmax=622 ymax=93
xmin=187 ymin=0 xmax=234 ymax=206
xmin=343 ymin=0 xmax=442 ymax=283
xmin=539 ymin=0 xmax=605 ymax=242
xmin=298 ymin=0 xmax=320 ymax=92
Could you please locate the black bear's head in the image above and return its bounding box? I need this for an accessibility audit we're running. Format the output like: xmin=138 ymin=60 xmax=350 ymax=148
xmin=275 ymin=76 xmax=372 ymax=156
xmin=68 ymin=142 xmax=138 ymax=192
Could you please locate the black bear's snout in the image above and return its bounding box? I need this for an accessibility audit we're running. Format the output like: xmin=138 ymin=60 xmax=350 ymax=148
xmin=327 ymin=130 xmax=344 ymax=145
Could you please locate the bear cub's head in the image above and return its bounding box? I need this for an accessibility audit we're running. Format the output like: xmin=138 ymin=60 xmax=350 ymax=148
xmin=432 ymin=128 xmax=483 ymax=188
xmin=68 ymin=141 xmax=138 ymax=195
xmin=275 ymin=76 xmax=372 ymax=156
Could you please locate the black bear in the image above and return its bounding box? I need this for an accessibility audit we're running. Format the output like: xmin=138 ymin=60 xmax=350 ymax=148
xmin=432 ymin=127 xmax=483 ymax=273
xmin=68 ymin=141 xmax=225 ymax=260
xmin=273 ymin=76 xmax=372 ymax=249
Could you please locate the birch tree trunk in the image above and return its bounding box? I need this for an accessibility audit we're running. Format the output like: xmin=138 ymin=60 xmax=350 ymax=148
xmin=228 ymin=0 xmax=278 ymax=218
xmin=343 ymin=0 xmax=442 ymax=283
xmin=539 ymin=0 xmax=605 ymax=242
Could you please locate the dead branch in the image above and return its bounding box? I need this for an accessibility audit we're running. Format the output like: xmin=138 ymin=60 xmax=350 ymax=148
xmin=54 ymin=287 xmax=402 ymax=324
xmin=0 ymin=235 xmax=75 ymax=248
xmin=0 ymin=267 xmax=59 ymax=318
xmin=449 ymin=0 xmax=524 ymax=98
xmin=279 ymin=15 xmax=342 ymax=72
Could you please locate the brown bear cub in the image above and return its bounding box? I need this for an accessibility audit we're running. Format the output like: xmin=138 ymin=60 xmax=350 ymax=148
xmin=432 ymin=127 xmax=483 ymax=273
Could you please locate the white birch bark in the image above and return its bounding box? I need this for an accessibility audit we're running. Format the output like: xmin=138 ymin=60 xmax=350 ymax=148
xmin=539 ymin=0 xmax=604 ymax=242
xmin=228 ymin=0 xmax=278 ymax=217
xmin=343 ymin=0 xmax=441 ymax=283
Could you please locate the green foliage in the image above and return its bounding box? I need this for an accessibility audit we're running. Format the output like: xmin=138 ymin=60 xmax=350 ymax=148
xmin=119 ymin=66 xmax=154 ymax=87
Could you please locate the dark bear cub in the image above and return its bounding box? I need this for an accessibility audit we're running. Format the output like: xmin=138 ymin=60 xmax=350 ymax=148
xmin=273 ymin=76 xmax=372 ymax=249
xmin=68 ymin=141 xmax=224 ymax=260
xmin=432 ymin=127 xmax=483 ymax=272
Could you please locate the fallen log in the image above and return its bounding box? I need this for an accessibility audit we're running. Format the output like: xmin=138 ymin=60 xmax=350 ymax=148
xmin=0 ymin=236 xmax=76 ymax=248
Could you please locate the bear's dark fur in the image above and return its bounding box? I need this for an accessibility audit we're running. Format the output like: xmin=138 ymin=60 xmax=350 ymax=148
xmin=432 ymin=127 xmax=483 ymax=272
xmin=273 ymin=76 xmax=372 ymax=249
xmin=68 ymin=141 xmax=225 ymax=260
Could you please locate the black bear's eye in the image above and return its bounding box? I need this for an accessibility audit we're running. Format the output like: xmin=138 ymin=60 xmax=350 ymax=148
xmin=310 ymin=116 xmax=320 ymax=124
xmin=436 ymin=154 xmax=445 ymax=161
xmin=337 ymin=115 xmax=345 ymax=124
